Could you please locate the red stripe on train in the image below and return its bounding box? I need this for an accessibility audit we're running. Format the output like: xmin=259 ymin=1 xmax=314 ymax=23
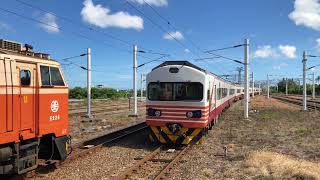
xmin=146 ymin=105 xmax=209 ymax=109
xmin=146 ymin=116 xmax=208 ymax=121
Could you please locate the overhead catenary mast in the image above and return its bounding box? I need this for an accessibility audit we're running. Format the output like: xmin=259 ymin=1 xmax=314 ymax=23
xmin=244 ymin=38 xmax=249 ymax=119
xmin=132 ymin=45 xmax=138 ymax=116
xmin=86 ymin=48 xmax=92 ymax=118
xmin=302 ymin=51 xmax=307 ymax=111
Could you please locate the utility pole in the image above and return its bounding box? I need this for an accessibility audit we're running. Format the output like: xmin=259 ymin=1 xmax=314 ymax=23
xmin=285 ymin=78 xmax=288 ymax=96
xmin=140 ymin=73 xmax=144 ymax=99
xmin=267 ymin=74 xmax=270 ymax=99
xmin=244 ymin=38 xmax=249 ymax=119
xmin=252 ymin=72 xmax=254 ymax=98
xmin=86 ymin=48 xmax=92 ymax=118
xmin=312 ymin=71 xmax=315 ymax=99
xmin=302 ymin=51 xmax=307 ymax=111
xmin=132 ymin=45 xmax=138 ymax=116
xmin=258 ymin=82 xmax=261 ymax=95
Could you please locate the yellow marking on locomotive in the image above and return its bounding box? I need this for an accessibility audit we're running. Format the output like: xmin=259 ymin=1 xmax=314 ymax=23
xmin=149 ymin=126 xmax=205 ymax=145
xmin=196 ymin=136 xmax=205 ymax=145
xmin=182 ymin=129 xmax=202 ymax=144
xmin=23 ymin=95 xmax=28 ymax=103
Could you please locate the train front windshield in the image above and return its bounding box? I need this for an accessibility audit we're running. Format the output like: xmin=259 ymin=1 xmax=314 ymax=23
xmin=148 ymin=82 xmax=203 ymax=101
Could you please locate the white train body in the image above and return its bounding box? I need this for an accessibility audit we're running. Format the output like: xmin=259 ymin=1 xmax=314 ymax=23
xmin=146 ymin=61 xmax=260 ymax=144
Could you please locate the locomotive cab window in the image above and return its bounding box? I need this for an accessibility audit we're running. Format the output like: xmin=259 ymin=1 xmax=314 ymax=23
xmin=40 ymin=66 xmax=50 ymax=86
xmin=20 ymin=70 xmax=31 ymax=86
xmin=148 ymin=82 xmax=203 ymax=101
xmin=40 ymin=65 xmax=65 ymax=86
xmin=50 ymin=67 xmax=65 ymax=86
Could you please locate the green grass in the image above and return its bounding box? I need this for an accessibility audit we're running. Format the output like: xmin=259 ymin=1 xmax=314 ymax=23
xmin=295 ymin=128 xmax=312 ymax=136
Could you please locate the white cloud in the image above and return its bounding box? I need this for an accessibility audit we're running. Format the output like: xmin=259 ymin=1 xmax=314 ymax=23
xmin=184 ymin=48 xmax=190 ymax=53
xmin=279 ymin=45 xmax=297 ymax=59
xmin=289 ymin=0 xmax=320 ymax=30
xmin=254 ymin=45 xmax=277 ymax=58
xmin=39 ymin=13 xmax=59 ymax=33
xmin=130 ymin=0 xmax=168 ymax=6
xmin=163 ymin=31 xmax=184 ymax=40
xmin=81 ymin=0 xmax=143 ymax=31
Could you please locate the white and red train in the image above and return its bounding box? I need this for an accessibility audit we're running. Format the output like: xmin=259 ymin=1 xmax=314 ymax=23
xmin=146 ymin=61 xmax=260 ymax=144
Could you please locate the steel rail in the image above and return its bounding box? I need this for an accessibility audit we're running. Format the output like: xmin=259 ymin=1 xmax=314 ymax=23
xmin=154 ymin=144 xmax=191 ymax=180
xmin=116 ymin=144 xmax=192 ymax=180
xmin=271 ymin=95 xmax=320 ymax=110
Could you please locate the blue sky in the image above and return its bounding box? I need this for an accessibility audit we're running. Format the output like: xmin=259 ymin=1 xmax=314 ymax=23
xmin=1 ymin=0 xmax=320 ymax=89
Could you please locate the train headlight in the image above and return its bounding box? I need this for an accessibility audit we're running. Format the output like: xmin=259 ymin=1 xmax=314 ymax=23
xmin=147 ymin=108 xmax=161 ymax=117
xmin=186 ymin=112 xmax=193 ymax=118
xmin=155 ymin=110 xmax=161 ymax=117
xmin=186 ymin=110 xmax=202 ymax=118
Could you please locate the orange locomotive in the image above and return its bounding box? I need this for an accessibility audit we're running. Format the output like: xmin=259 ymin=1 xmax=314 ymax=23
xmin=0 ymin=40 xmax=70 ymax=174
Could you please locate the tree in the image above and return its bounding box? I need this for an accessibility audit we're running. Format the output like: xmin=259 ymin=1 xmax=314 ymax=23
xmin=69 ymin=87 xmax=130 ymax=99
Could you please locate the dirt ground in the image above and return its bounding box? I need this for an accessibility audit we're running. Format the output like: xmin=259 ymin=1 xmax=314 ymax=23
xmin=170 ymin=96 xmax=320 ymax=179
xmin=68 ymin=99 xmax=145 ymax=143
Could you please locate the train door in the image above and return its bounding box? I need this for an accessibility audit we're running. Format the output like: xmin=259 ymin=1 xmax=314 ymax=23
xmin=3 ymin=58 xmax=14 ymax=134
xmin=16 ymin=62 xmax=37 ymax=140
xmin=0 ymin=59 xmax=6 ymax=133
xmin=214 ymin=85 xmax=217 ymax=109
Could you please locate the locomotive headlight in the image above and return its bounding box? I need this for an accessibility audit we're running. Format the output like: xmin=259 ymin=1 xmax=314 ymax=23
xmin=155 ymin=110 xmax=161 ymax=117
xmin=186 ymin=110 xmax=202 ymax=118
xmin=186 ymin=111 xmax=194 ymax=118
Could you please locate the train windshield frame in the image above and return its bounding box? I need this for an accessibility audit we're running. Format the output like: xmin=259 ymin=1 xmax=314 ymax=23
xmin=148 ymin=82 xmax=203 ymax=101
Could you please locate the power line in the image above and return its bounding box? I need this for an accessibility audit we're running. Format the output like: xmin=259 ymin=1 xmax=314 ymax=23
xmin=125 ymin=0 xmax=200 ymax=58
xmin=0 ymin=6 xmax=158 ymax=60
xmin=141 ymin=0 xmax=203 ymax=54
xmin=137 ymin=55 xmax=167 ymax=68
xmin=14 ymin=0 xmax=131 ymax=47
xmin=13 ymin=0 xmax=168 ymax=57
xmin=193 ymin=56 xmax=220 ymax=61
xmin=206 ymin=44 xmax=245 ymax=52
xmin=206 ymin=51 xmax=244 ymax=64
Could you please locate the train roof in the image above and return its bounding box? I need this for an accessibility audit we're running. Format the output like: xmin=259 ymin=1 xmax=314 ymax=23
xmin=0 ymin=49 xmax=60 ymax=65
xmin=0 ymin=39 xmax=60 ymax=65
xmin=152 ymin=61 xmax=242 ymax=87
xmin=152 ymin=61 xmax=206 ymax=72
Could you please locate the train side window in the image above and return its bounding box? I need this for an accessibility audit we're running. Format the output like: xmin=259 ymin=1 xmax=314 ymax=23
xmin=217 ymin=88 xmax=222 ymax=100
xmin=230 ymin=89 xmax=235 ymax=95
xmin=50 ymin=67 xmax=65 ymax=86
xmin=40 ymin=66 xmax=51 ymax=86
xmin=207 ymin=89 xmax=210 ymax=101
xmin=20 ymin=70 xmax=31 ymax=86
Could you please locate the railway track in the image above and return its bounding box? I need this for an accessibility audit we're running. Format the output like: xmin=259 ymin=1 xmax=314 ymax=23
xmin=69 ymin=122 xmax=148 ymax=159
xmin=23 ymin=122 xmax=148 ymax=178
xmin=69 ymin=104 xmax=146 ymax=116
xmin=271 ymin=95 xmax=320 ymax=110
xmin=116 ymin=144 xmax=191 ymax=180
